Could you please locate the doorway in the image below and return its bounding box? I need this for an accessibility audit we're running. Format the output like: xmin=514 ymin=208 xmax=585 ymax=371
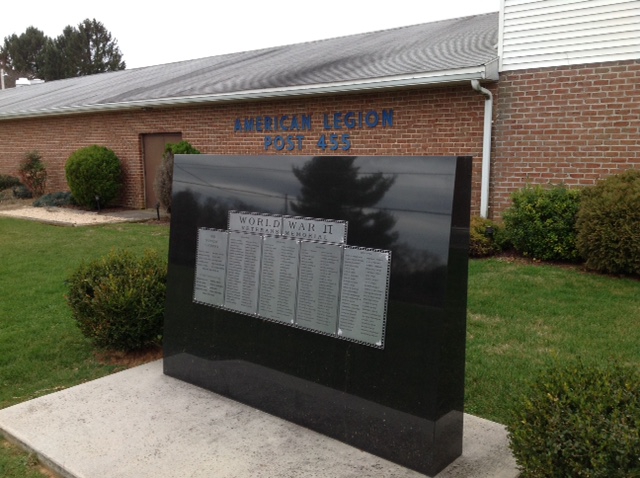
xmin=142 ymin=133 xmax=182 ymax=208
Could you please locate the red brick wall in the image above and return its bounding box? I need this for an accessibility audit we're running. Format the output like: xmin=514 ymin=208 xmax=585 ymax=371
xmin=492 ymin=60 xmax=640 ymax=218
xmin=2 ymin=61 xmax=638 ymax=217
xmin=0 ymin=87 xmax=487 ymax=211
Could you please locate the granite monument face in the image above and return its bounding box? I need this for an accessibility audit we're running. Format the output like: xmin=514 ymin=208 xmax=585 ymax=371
xmin=163 ymin=155 xmax=471 ymax=476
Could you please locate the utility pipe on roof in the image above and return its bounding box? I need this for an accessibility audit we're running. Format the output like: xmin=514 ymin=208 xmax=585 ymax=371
xmin=471 ymin=79 xmax=493 ymax=218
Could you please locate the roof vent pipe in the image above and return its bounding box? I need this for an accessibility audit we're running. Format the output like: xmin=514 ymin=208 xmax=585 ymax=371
xmin=471 ymin=79 xmax=493 ymax=219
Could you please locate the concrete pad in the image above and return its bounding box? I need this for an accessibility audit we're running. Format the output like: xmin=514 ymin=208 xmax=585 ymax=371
xmin=0 ymin=207 xmax=163 ymax=227
xmin=0 ymin=361 xmax=519 ymax=478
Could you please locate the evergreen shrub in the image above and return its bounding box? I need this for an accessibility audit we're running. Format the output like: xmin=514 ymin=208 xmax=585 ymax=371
xmin=65 ymin=145 xmax=122 ymax=209
xmin=508 ymin=362 xmax=640 ymax=478
xmin=0 ymin=174 xmax=22 ymax=190
xmin=576 ymin=169 xmax=640 ymax=276
xmin=469 ymin=216 xmax=504 ymax=257
xmin=12 ymin=185 xmax=33 ymax=199
xmin=18 ymin=151 xmax=47 ymax=197
xmin=154 ymin=141 xmax=200 ymax=213
xmin=33 ymin=191 xmax=75 ymax=208
xmin=503 ymin=184 xmax=581 ymax=262
xmin=66 ymin=249 xmax=167 ymax=352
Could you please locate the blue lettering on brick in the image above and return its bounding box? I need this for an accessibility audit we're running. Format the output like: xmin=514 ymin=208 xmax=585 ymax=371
xmin=344 ymin=112 xmax=355 ymax=129
xmin=280 ymin=115 xmax=289 ymax=131
xmin=301 ymin=114 xmax=312 ymax=131
xmin=333 ymin=112 xmax=343 ymax=129
xmin=382 ymin=109 xmax=394 ymax=127
xmin=365 ymin=111 xmax=379 ymax=128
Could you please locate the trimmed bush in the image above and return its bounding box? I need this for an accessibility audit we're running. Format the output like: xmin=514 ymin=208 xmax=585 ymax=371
xmin=18 ymin=151 xmax=47 ymax=197
xmin=469 ymin=216 xmax=503 ymax=258
xmin=33 ymin=191 xmax=75 ymax=208
xmin=154 ymin=141 xmax=200 ymax=213
xmin=0 ymin=174 xmax=21 ymax=190
xmin=66 ymin=249 xmax=167 ymax=352
xmin=65 ymin=145 xmax=122 ymax=209
xmin=508 ymin=362 xmax=640 ymax=478
xmin=503 ymin=184 xmax=581 ymax=262
xmin=576 ymin=170 xmax=640 ymax=276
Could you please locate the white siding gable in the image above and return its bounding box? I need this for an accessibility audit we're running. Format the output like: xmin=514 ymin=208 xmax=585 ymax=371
xmin=499 ymin=0 xmax=640 ymax=71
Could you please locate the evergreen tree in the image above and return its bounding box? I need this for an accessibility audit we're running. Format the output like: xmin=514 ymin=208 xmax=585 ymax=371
xmin=0 ymin=27 xmax=48 ymax=84
xmin=1 ymin=19 xmax=125 ymax=83
xmin=39 ymin=27 xmax=77 ymax=81
xmin=72 ymin=19 xmax=126 ymax=76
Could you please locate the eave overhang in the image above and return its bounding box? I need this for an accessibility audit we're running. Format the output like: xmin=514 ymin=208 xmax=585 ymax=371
xmin=0 ymin=60 xmax=499 ymax=121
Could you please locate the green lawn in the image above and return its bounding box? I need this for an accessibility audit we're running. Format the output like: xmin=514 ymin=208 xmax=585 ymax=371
xmin=1 ymin=217 xmax=639 ymax=476
xmin=0 ymin=218 xmax=170 ymax=478
xmin=466 ymin=258 xmax=640 ymax=423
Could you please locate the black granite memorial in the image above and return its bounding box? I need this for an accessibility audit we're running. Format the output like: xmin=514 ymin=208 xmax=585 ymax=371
xmin=163 ymin=155 xmax=471 ymax=476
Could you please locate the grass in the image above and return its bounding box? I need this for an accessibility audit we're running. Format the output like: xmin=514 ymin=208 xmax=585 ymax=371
xmin=0 ymin=218 xmax=170 ymax=409
xmin=1 ymin=216 xmax=639 ymax=476
xmin=465 ymin=258 xmax=640 ymax=424
xmin=0 ymin=441 xmax=48 ymax=478
xmin=0 ymin=217 xmax=169 ymax=477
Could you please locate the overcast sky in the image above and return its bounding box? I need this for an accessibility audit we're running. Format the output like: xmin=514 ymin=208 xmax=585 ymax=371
xmin=2 ymin=1 xmax=500 ymax=70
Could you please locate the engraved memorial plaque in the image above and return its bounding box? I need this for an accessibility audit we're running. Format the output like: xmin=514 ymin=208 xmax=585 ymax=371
xmin=258 ymin=236 xmax=300 ymax=324
xmin=295 ymin=241 xmax=343 ymax=334
xmin=193 ymin=228 xmax=228 ymax=306
xmin=338 ymin=247 xmax=391 ymax=347
xmin=224 ymin=232 xmax=262 ymax=315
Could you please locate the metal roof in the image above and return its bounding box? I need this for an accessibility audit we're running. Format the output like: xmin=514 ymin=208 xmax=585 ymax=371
xmin=0 ymin=12 xmax=498 ymax=120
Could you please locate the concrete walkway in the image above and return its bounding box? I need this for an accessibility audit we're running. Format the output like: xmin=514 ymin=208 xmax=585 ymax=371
xmin=0 ymin=360 xmax=519 ymax=478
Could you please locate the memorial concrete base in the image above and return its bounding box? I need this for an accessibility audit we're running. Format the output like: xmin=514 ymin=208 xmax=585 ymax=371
xmin=0 ymin=361 xmax=519 ymax=478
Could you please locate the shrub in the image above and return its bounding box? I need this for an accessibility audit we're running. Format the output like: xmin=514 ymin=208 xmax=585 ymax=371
xmin=66 ymin=249 xmax=167 ymax=352
xmin=65 ymin=145 xmax=122 ymax=209
xmin=508 ymin=362 xmax=640 ymax=478
xmin=469 ymin=216 xmax=503 ymax=257
xmin=154 ymin=141 xmax=200 ymax=213
xmin=503 ymin=184 xmax=581 ymax=262
xmin=12 ymin=184 xmax=33 ymax=199
xmin=18 ymin=151 xmax=47 ymax=197
xmin=576 ymin=170 xmax=640 ymax=276
xmin=33 ymin=191 xmax=75 ymax=208
xmin=0 ymin=174 xmax=21 ymax=190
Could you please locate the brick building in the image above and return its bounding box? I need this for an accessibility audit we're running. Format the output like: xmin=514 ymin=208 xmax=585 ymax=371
xmin=0 ymin=1 xmax=638 ymax=218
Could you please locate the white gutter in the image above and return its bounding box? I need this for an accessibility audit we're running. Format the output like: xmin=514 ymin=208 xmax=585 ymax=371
xmin=471 ymin=79 xmax=493 ymax=219
xmin=0 ymin=64 xmax=498 ymax=121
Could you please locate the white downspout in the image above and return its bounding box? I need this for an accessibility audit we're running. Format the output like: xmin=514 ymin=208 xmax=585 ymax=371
xmin=471 ymin=79 xmax=493 ymax=218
